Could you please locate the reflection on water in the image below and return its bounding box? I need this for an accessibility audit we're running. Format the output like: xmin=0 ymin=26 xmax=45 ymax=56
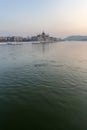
xmin=0 ymin=42 xmax=87 ymax=130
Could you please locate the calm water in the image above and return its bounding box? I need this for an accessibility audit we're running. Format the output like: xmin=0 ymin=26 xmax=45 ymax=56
xmin=0 ymin=42 xmax=87 ymax=130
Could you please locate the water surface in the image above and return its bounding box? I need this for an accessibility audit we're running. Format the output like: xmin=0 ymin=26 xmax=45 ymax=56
xmin=0 ymin=42 xmax=87 ymax=130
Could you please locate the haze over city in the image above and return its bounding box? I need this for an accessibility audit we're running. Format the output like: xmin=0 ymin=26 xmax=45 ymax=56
xmin=0 ymin=0 xmax=87 ymax=37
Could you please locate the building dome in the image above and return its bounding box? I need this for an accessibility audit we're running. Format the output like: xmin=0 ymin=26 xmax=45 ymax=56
xmin=42 ymin=32 xmax=45 ymax=36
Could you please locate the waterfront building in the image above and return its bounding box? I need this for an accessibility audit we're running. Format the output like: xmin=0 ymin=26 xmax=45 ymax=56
xmin=0 ymin=32 xmax=60 ymax=42
xmin=13 ymin=36 xmax=23 ymax=42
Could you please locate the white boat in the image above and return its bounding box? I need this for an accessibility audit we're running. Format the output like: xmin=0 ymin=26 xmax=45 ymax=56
xmin=40 ymin=41 xmax=47 ymax=44
xmin=32 ymin=41 xmax=41 ymax=44
xmin=7 ymin=42 xmax=22 ymax=45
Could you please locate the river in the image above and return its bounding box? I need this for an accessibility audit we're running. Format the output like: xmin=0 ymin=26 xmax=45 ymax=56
xmin=0 ymin=41 xmax=87 ymax=130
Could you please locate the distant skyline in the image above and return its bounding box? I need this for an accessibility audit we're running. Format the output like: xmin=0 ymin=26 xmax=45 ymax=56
xmin=0 ymin=0 xmax=87 ymax=37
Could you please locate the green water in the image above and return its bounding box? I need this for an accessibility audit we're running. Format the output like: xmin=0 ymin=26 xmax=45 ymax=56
xmin=0 ymin=42 xmax=87 ymax=130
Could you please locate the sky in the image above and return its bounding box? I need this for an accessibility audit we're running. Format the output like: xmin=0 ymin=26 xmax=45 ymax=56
xmin=0 ymin=0 xmax=87 ymax=37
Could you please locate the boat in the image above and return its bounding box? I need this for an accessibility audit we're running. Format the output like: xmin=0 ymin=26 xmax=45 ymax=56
xmin=40 ymin=41 xmax=47 ymax=44
xmin=7 ymin=42 xmax=22 ymax=45
xmin=32 ymin=41 xmax=41 ymax=44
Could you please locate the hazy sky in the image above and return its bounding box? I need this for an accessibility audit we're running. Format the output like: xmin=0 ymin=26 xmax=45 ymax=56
xmin=0 ymin=0 xmax=87 ymax=37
